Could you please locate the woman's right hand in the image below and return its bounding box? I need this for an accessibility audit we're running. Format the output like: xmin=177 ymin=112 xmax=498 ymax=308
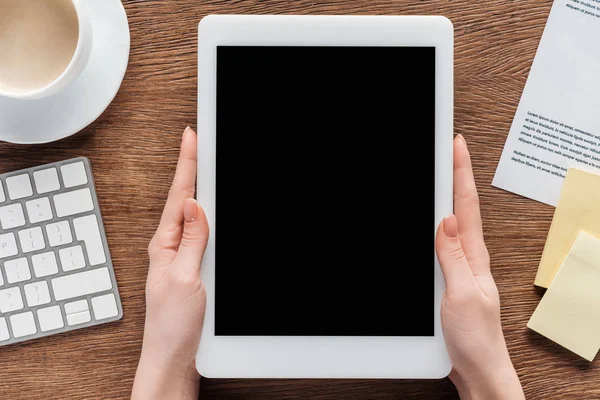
xmin=435 ymin=135 xmax=525 ymax=400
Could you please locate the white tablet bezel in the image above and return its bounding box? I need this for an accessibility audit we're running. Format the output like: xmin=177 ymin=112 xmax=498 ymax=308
xmin=196 ymin=14 xmax=453 ymax=379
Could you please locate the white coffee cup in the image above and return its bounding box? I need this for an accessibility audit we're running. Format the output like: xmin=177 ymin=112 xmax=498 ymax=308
xmin=0 ymin=0 xmax=93 ymax=100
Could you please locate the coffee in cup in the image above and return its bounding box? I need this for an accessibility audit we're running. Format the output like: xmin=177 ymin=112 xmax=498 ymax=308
xmin=0 ymin=0 xmax=91 ymax=99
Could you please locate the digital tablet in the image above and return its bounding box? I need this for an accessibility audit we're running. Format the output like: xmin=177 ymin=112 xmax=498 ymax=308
xmin=196 ymin=14 xmax=453 ymax=379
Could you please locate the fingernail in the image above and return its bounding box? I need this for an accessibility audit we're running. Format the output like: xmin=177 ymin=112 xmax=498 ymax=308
xmin=184 ymin=198 xmax=198 ymax=222
xmin=456 ymin=134 xmax=466 ymax=147
xmin=443 ymin=215 xmax=459 ymax=238
xmin=183 ymin=126 xmax=192 ymax=141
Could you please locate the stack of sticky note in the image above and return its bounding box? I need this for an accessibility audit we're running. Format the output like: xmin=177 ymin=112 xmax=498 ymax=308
xmin=528 ymin=168 xmax=600 ymax=361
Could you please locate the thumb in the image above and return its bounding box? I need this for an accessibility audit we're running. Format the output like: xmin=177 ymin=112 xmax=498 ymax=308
xmin=174 ymin=198 xmax=209 ymax=275
xmin=436 ymin=214 xmax=475 ymax=292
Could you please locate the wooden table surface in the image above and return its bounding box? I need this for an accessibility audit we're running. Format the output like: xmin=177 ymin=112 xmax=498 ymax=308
xmin=0 ymin=0 xmax=592 ymax=398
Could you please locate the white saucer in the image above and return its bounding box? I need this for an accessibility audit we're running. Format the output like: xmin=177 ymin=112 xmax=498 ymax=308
xmin=0 ymin=0 xmax=130 ymax=144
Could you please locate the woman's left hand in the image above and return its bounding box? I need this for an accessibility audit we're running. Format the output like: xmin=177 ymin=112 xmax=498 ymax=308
xmin=132 ymin=127 xmax=209 ymax=400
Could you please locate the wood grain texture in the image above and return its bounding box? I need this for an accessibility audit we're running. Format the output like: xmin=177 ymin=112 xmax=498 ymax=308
xmin=0 ymin=0 xmax=588 ymax=398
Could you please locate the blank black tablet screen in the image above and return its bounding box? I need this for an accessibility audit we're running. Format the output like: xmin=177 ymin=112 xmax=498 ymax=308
xmin=215 ymin=46 xmax=435 ymax=336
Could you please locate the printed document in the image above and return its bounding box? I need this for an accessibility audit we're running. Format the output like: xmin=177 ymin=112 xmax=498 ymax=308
xmin=492 ymin=0 xmax=600 ymax=206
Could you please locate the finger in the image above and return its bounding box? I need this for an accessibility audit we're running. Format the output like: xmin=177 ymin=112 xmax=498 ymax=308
xmin=453 ymin=135 xmax=490 ymax=274
xmin=157 ymin=127 xmax=198 ymax=245
xmin=436 ymin=215 xmax=477 ymax=293
xmin=174 ymin=198 xmax=209 ymax=275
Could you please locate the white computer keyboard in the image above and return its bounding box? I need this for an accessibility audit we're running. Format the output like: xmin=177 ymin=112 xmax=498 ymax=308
xmin=0 ymin=157 xmax=122 ymax=345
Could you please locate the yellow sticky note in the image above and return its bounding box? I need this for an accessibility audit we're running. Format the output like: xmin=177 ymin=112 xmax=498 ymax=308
xmin=535 ymin=168 xmax=600 ymax=288
xmin=528 ymin=231 xmax=600 ymax=361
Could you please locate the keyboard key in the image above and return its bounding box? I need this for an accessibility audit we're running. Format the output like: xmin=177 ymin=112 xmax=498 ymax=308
xmin=0 ymin=233 xmax=18 ymax=259
xmin=74 ymin=215 xmax=106 ymax=266
xmin=65 ymin=299 xmax=91 ymax=326
xmin=67 ymin=311 xmax=91 ymax=326
xmin=46 ymin=220 xmax=73 ymax=247
xmin=4 ymin=257 xmax=31 ymax=284
xmin=92 ymin=294 xmax=119 ymax=320
xmin=0 ymin=317 xmax=9 ymax=341
xmin=0 ymin=203 xmax=26 ymax=229
xmin=0 ymin=271 xmax=3 ymax=286
xmin=18 ymin=227 xmax=45 ymax=253
xmin=61 ymin=162 xmax=88 ymax=188
xmin=24 ymin=281 xmax=51 ymax=307
xmin=59 ymin=245 xmax=86 ymax=271
xmin=51 ymin=267 xmax=112 ymax=301
xmin=65 ymin=299 xmax=88 ymax=314
xmin=0 ymin=287 xmax=24 ymax=313
xmin=37 ymin=306 xmax=64 ymax=332
xmin=0 ymin=181 xmax=5 ymax=203
xmin=26 ymin=197 xmax=53 ymax=224
xmin=6 ymin=174 xmax=33 ymax=200
xmin=32 ymin=252 xmax=59 ymax=278
xmin=33 ymin=168 xmax=61 ymax=194
xmin=10 ymin=312 xmax=37 ymax=338
xmin=53 ymin=188 xmax=94 ymax=217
